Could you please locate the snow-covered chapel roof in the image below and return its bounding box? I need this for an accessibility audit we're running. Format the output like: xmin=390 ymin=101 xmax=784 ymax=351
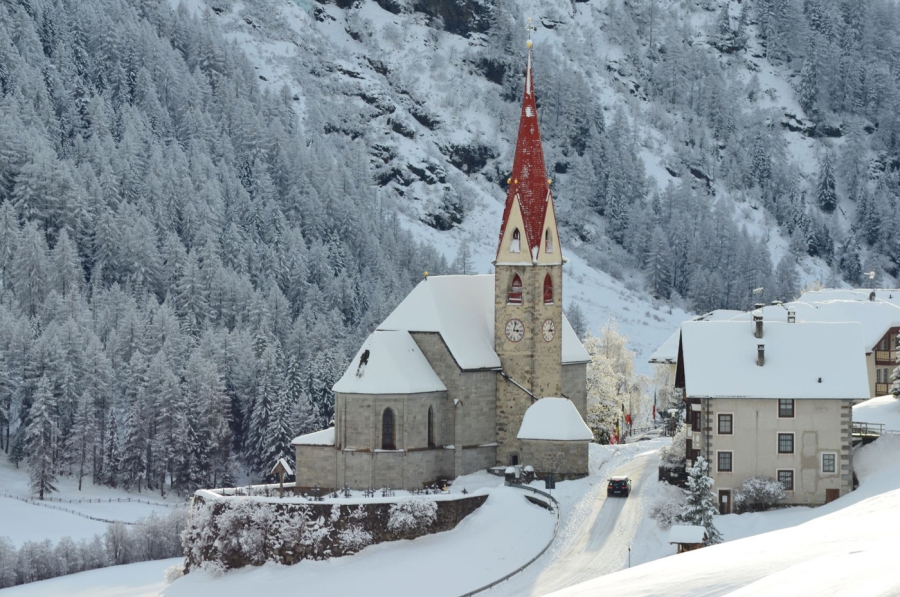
xmin=680 ymin=321 xmax=869 ymax=400
xmin=333 ymin=330 xmax=447 ymax=395
xmin=517 ymin=397 xmax=593 ymax=441
xmin=378 ymin=275 xmax=590 ymax=371
xmin=291 ymin=427 xmax=335 ymax=447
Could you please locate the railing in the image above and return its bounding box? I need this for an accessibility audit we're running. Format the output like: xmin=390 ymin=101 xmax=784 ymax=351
xmin=874 ymin=350 xmax=897 ymax=363
xmin=853 ymin=421 xmax=885 ymax=436
xmin=876 ymin=383 xmax=891 ymax=396
xmin=459 ymin=483 xmax=560 ymax=596
xmin=0 ymin=491 xmax=189 ymax=526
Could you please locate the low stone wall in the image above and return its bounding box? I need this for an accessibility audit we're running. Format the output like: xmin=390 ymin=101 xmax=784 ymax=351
xmin=522 ymin=440 xmax=589 ymax=480
xmin=182 ymin=491 xmax=487 ymax=572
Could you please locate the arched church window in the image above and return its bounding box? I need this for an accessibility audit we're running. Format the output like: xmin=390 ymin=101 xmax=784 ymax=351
xmin=544 ymin=273 xmax=553 ymax=304
xmin=545 ymin=229 xmax=553 ymax=253
xmin=510 ymin=229 xmax=521 ymax=253
xmin=508 ymin=274 xmax=523 ymax=304
xmin=427 ymin=405 xmax=435 ymax=448
xmin=382 ymin=408 xmax=396 ymax=450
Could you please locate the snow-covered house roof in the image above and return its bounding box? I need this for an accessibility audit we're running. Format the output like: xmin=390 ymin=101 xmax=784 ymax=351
xmin=517 ymin=397 xmax=593 ymax=441
xmin=731 ymin=297 xmax=900 ymax=352
xmin=291 ymin=427 xmax=335 ymax=447
xmin=378 ymin=275 xmax=590 ymax=370
xmin=679 ymin=321 xmax=870 ymax=400
xmin=668 ymin=524 xmax=706 ymax=545
xmin=648 ymin=310 xmax=746 ymax=364
xmin=333 ymin=330 xmax=446 ymax=395
xmin=271 ymin=457 xmax=294 ymax=476
xmin=796 ymin=288 xmax=900 ymax=306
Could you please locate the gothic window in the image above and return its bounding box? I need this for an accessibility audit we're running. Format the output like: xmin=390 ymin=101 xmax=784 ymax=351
xmin=427 ymin=405 xmax=435 ymax=448
xmin=510 ymin=228 xmax=521 ymax=253
xmin=543 ymin=273 xmax=553 ymax=304
xmin=545 ymin=229 xmax=553 ymax=253
xmin=381 ymin=408 xmax=396 ymax=450
xmin=508 ymin=274 xmax=523 ymax=304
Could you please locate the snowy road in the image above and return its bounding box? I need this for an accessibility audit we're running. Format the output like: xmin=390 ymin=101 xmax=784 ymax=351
xmin=487 ymin=441 xmax=668 ymax=597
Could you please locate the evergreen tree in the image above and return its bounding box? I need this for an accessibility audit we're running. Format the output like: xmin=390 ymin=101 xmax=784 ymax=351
xmin=677 ymin=456 xmax=723 ymax=546
xmin=565 ymin=303 xmax=588 ymax=340
xmin=68 ymin=391 xmax=96 ymax=491
xmin=816 ymin=151 xmax=837 ymax=213
xmin=27 ymin=376 xmax=57 ymax=500
xmin=102 ymin=410 xmax=119 ymax=488
xmin=118 ymin=401 xmax=146 ymax=492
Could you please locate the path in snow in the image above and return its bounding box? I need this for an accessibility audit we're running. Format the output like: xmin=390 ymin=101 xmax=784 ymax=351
xmin=487 ymin=441 xmax=668 ymax=597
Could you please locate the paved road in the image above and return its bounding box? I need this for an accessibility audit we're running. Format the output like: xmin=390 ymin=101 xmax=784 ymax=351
xmin=488 ymin=442 xmax=665 ymax=597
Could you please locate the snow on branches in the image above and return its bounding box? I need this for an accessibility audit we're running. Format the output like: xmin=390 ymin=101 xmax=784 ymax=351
xmin=387 ymin=497 xmax=438 ymax=535
xmin=677 ymin=457 xmax=722 ymax=546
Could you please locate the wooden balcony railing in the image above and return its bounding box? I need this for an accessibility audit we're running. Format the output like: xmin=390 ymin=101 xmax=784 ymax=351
xmin=875 ymin=350 xmax=897 ymax=363
xmin=876 ymin=383 xmax=891 ymax=396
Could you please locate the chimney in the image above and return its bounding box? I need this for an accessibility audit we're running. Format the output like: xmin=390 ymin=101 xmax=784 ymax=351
xmin=757 ymin=344 xmax=765 ymax=367
xmin=753 ymin=312 xmax=763 ymax=339
xmin=787 ymin=309 xmax=796 ymax=323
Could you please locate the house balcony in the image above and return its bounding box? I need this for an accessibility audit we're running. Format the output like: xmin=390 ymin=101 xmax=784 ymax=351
xmin=876 ymin=383 xmax=891 ymax=396
xmin=875 ymin=350 xmax=897 ymax=364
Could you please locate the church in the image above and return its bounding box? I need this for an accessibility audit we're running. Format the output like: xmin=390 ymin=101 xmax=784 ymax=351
xmin=292 ymin=44 xmax=593 ymax=490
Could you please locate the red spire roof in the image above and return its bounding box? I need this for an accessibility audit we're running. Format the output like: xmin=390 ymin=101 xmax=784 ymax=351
xmin=497 ymin=48 xmax=551 ymax=257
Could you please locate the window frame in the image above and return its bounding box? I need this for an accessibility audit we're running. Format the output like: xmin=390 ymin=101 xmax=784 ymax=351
xmin=543 ymin=273 xmax=553 ymax=305
xmin=777 ymin=469 xmax=794 ymax=491
xmin=717 ymin=413 xmax=733 ymax=435
xmin=777 ymin=432 xmax=794 ymax=455
xmin=508 ymin=274 xmax=523 ymax=304
xmin=510 ymin=228 xmax=521 ymax=253
xmin=427 ymin=405 xmax=435 ymax=448
xmin=717 ymin=450 xmax=733 ymax=473
xmin=544 ymin=229 xmax=553 ymax=253
xmin=821 ymin=452 xmax=837 ymax=474
xmin=691 ymin=410 xmax=701 ymax=432
xmin=381 ymin=408 xmax=396 ymax=451
xmin=778 ymin=399 xmax=795 ymax=418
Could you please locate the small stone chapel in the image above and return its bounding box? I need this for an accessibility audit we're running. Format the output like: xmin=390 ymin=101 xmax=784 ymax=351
xmin=292 ymin=43 xmax=593 ymax=490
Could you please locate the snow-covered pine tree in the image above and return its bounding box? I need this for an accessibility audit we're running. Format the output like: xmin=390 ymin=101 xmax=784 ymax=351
xmin=68 ymin=390 xmax=96 ymax=491
xmin=119 ymin=401 xmax=147 ymax=492
xmin=27 ymin=376 xmax=57 ymax=500
xmin=102 ymin=410 xmax=119 ymax=488
xmin=816 ymin=151 xmax=837 ymax=213
xmin=677 ymin=456 xmax=722 ymax=546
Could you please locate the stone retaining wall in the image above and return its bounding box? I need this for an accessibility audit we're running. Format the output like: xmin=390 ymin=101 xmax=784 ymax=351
xmin=182 ymin=492 xmax=487 ymax=572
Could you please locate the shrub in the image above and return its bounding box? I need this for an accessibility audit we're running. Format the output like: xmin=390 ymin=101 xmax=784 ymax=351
xmin=649 ymin=494 xmax=685 ymax=529
xmin=734 ymin=476 xmax=787 ymax=513
xmin=387 ymin=497 xmax=437 ymax=535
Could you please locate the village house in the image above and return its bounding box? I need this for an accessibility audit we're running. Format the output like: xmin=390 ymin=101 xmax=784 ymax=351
xmin=652 ymin=289 xmax=900 ymax=399
xmin=291 ymin=44 xmax=592 ymax=490
xmin=675 ymin=314 xmax=870 ymax=511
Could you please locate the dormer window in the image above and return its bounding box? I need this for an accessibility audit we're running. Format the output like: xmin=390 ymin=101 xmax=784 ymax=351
xmin=545 ymin=229 xmax=553 ymax=253
xmin=508 ymin=274 xmax=523 ymax=304
xmin=510 ymin=229 xmax=521 ymax=253
xmin=543 ymin=273 xmax=553 ymax=304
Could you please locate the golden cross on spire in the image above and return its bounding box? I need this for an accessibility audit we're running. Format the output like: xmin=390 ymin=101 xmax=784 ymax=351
xmin=526 ymin=17 xmax=535 ymax=48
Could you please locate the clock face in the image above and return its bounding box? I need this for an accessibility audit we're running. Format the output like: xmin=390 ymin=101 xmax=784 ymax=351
xmin=542 ymin=319 xmax=556 ymax=342
xmin=505 ymin=319 xmax=525 ymax=342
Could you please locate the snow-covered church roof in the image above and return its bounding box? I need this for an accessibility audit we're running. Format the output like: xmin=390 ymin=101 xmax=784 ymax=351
xmin=517 ymin=397 xmax=593 ymax=441
xmin=291 ymin=427 xmax=335 ymax=447
xmin=680 ymin=321 xmax=870 ymax=400
xmin=333 ymin=330 xmax=447 ymax=395
xmin=378 ymin=274 xmax=590 ymax=371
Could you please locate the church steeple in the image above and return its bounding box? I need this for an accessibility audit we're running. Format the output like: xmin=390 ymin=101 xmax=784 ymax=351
xmin=496 ymin=42 xmax=559 ymax=263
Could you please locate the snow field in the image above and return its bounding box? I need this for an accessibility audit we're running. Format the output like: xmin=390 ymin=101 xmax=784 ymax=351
xmin=0 ymin=557 xmax=183 ymax=597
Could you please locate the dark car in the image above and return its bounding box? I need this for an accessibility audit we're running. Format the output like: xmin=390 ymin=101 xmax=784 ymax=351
xmin=607 ymin=475 xmax=632 ymax=497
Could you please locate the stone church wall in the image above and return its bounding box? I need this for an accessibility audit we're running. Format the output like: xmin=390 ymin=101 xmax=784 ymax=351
xmin=522 ymin=440 xmax=589 ymax=479
xmin=562 ymin=363 xmax=588 ymax=419
xmin=295 ymin=445 xmax=337 ymax=489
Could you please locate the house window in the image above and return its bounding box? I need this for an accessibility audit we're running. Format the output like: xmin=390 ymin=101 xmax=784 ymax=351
xmin=777 ymin=470 xmax=794 ymax=491
xmin=508 ymin=274 xmax=523 ymax=304
xmin=778 ymin=433 xmax=794 ymax=454
xmin=427 ymin=405 xmax=435 ymax=448
xmin=717 ymin=451 xmax=733 ymax=472
xmin=822 ymin=453 xmax=836 ymax=473
xmin=778 ymin=399 xmax=794 ymax=418
xmin=545 ymin=229 xmax=553 ymax=253
xmin=510 ymin=229 xmax=521 ymax=253
xmin=381 ymin=408 xmax=396 ymax=450
xmin=691 ymin=410 xmax=701 ymax=432
xmin=718 ymin=414 xmax=733 ymax=435
xmin=543 ymin=273 xmax=553 ymax=304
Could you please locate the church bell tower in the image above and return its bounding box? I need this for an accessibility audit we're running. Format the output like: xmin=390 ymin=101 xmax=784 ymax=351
xmin=494 ymin=38 xmax=564 ymax=466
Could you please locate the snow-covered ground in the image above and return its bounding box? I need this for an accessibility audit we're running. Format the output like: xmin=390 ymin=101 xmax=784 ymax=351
xmin=0 ymin=558 xmax=183 ymax=597
xmin=854 ymin=394 xmax=900 ymax=432
xmin=0 ymin=458 xmax=187 ymax=547
xmin=549 ymin=435 xmax=900 ymax=597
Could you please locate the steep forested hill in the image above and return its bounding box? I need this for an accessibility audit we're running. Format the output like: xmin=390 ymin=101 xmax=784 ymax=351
xmin=1 ymin=0 xmax=899 ymax=491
